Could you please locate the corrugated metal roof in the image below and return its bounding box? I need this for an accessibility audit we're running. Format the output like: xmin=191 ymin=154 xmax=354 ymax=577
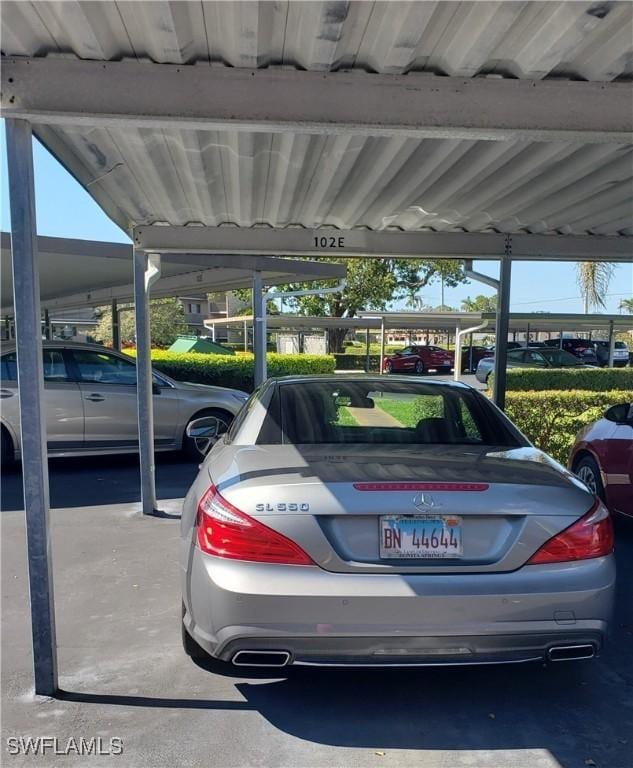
xmin=4 ymin=1 xmax=631 ymax=79
xmin=2 ymin=1 xmax=632 ymax=237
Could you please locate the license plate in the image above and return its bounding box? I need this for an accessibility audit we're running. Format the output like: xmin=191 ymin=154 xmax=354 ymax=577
xmin=379 ymin=515 xmax=463 ymax=559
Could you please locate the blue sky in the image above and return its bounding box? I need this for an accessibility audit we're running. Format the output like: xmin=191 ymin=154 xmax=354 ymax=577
xmin=1 ymin=121 xmax=631 ymax=313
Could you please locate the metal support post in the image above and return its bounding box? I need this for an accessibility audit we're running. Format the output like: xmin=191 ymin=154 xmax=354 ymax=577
xmin=608 ymin=320 xmax=615 ymax=367
xmin=365 ymin=328 xmax=371 ymax=373
xmin=468 ymin=332 xmax=474 ymax=373
xmin=252 ymin=271 xmax=266 ymax=386
xmin=455 ymin=322 xmax=489 ymax=381
xmin=492 ymin=246 xmax=512 ymax=409
xmin=6 ymin=118 xmax=58 ymax=696
xmin=453 ymin=326 xmax=462 ymax=381
xmin=243 ymin=320 xmax=248 ymax=352
xmin=379 ymin=318 xmax=386 ymax=375
xmin=43 ymin=308 xmax=51 ymax=340
xmin=133 ymin=249 xmax=161 ymax=515
xmin=111 ymin=298 xmax=120 ymax=350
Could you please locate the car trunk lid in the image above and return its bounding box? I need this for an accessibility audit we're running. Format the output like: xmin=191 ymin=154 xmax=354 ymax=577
xmin=211 ymin=444 xmax=594 ymax=574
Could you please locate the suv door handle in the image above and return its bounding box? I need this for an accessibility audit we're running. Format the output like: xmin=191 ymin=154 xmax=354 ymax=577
xmin=0 ymin=388 xmax=15 ymax=399
xmin=84 ymin=394 xmax=105 ymax=402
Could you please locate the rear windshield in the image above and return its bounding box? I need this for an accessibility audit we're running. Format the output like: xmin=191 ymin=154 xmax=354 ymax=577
xmin=266 ymin=381 xmax=525 ymax=447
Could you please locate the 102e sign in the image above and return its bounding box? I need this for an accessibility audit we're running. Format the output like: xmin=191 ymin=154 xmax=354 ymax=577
xmin=313 ymin=235 xmax=345 ymax=249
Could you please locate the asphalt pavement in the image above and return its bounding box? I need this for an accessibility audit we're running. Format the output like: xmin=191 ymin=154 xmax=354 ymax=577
xmin=1 ymin=455 xmax=632 ymax=768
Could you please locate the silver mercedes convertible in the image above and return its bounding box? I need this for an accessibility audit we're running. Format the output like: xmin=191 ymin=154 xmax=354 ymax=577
xmin=180 ymin=376 xmax=615 ymax=670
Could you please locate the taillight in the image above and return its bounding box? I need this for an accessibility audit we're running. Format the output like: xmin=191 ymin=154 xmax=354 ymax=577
xmin=526 ymin=500 xmax=613 ymax=565
xmin=195 ymin=485 xmax=314 ymax=565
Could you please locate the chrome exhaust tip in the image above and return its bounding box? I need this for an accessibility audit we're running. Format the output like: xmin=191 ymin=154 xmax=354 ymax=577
xmin=547 ymin=644 xmax=596 ymax=662
xmin=232 ymin=650 xmax=291 ymax=667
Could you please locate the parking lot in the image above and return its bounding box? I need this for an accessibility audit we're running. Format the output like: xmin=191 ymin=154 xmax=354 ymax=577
xmin=2 ymin=454 xmax=632 ymax=768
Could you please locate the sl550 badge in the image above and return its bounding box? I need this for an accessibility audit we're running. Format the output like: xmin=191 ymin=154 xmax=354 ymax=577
xmin=255 ymin=503 xmax=310 ymax=512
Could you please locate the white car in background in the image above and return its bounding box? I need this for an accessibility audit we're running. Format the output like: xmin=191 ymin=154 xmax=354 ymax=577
xmin=0 ymin=341 xmax=248 ymax=464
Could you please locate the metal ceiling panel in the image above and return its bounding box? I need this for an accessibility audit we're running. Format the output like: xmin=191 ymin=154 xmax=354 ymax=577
xmin=2 ymin=1 xmax=632 ymax=238
xmin=3 ymin=1 xmax=631 ymax=79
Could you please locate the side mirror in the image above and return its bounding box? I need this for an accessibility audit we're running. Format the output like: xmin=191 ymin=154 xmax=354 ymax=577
xmin=152 ymin=382 xmax=162 ymax=395
xmin=604 ymin=403 xmax=633 ymax=425
xmin=186 ymin=416 xmax=223 ymax=440
xmin=186 ymin=416 xmax=227 ymax=455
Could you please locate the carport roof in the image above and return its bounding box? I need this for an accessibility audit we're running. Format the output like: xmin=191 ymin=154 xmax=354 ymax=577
xmin=206 ymin=311 xmax=633 ymax=333
xmin=1 ymin=1 xmax=632 ymax=247
xmin=0 ymin=232 xmax=345 ymax=314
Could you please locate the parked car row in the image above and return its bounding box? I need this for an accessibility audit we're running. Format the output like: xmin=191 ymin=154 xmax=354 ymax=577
xmin=384 ymin=338 xmax=630 ymax=377
xmin=1 ymin=341 xmax=630 ymax=673
xmin=475 ymin=346 xmax=592 ymax=384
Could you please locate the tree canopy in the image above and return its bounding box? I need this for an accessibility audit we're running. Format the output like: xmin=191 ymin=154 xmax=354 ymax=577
xmin=94 ymin=297 xmax=187 ymax=348
xmin=576 ymin=262 xmax=615 ymax=311
xmin=460 ymin=294 xmax=497 ymax=312
xmin=239 ymin=258 xmax=466 ymax=351
xmin=619 ymin=297 xmax=633 ymax=313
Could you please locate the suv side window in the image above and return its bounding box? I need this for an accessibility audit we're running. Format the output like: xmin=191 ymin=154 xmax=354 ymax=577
xmin=0 ymin=352 xmax=17 ymax=381
xmin=1 ymin=349 xmax=70 ymax=381
xmin=523 ymin=350 xmax=546 ymax=366
xmin=506 ymin=350 xmax=524 ymax=362
xmin=71 ymin=349 xmax=138 ymax=385
xmin=43 ymin=349 xmax=70 ymax=380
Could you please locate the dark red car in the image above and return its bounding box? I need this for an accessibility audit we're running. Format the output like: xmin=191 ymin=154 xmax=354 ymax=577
xmin=383 ymin=345 xmax=453 ymax=375
xmin=460 ymin=345 xmax=494 ymax=373
xmin=569 ymin=402 xmax=633 ymax=518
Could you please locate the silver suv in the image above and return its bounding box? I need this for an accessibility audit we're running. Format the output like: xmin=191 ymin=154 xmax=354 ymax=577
xmin=0 ymin=341 xmax=248 ymax=464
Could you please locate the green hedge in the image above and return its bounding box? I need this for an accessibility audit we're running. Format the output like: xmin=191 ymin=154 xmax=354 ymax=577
xmin=334 ymin=353 xmax=382 ymax=371
xmin=504 ymin=389 xmax=632 ymax=465
xmin=127 ymin=350 xmax=335 ymax=392
xmin=491 ymin=366 xmax=633 ymax=392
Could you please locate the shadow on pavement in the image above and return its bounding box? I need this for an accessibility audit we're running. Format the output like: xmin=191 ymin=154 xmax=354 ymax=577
xmin=53 ymin=525 xmax=633 ymax=768
xmin=1 ymin=453 xmax=198 ymax=512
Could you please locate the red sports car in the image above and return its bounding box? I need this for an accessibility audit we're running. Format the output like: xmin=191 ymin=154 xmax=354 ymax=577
xmin=383 ymin=345 xmax=454 ymax=375
xmin=569 ymin=402 xmax=633 ymax=518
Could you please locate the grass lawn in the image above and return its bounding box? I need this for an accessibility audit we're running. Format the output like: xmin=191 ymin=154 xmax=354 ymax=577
xmin=336 ymin=407 xmax=360 ymax=426
xmin=375 ymin=396 xmax=444 ymax=426
xmin=373 ymin=397 xmax=412 ymax=426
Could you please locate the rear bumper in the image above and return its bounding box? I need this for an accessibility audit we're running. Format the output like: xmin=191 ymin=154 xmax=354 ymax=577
xmin=183 ymin=552 xmax=615 ymax=666
xmin=215 ymin=631 xmax=606 ymax=666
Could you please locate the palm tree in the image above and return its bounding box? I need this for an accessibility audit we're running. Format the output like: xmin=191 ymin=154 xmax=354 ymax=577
xmin=576 ymin=262 xmax=615 ymax=312
xmin=619 ymin=297 xmax=633 ymax=313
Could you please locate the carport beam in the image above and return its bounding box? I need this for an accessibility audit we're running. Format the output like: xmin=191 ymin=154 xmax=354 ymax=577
xmin=6 ymin=118 xmax=58 ymax=696
xmin=133 ymin=249 xmax=161 ymax=515
xmin=492 ymin=256 xmax=512 ymax=409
